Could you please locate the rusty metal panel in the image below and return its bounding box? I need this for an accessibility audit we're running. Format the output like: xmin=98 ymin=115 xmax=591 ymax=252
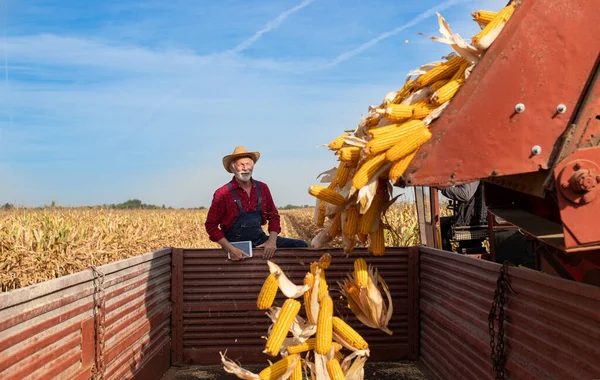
xmin=418 ymin=247 xmax=600 ymax=380
xmin=178 ymin=247 xmax=414 ymax=365
xmin=399 ymin=0 xmax=600 ymax=188
xmin=0 ymin=247 xmax=172 ymax=380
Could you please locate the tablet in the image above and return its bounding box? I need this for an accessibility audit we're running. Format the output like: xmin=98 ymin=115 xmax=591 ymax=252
xmin=229 ymin=241 xmax=253 ymax=259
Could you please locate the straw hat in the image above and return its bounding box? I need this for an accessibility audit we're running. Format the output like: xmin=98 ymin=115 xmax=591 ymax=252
xmin=222 ymin=146 xmax=261 ymax=173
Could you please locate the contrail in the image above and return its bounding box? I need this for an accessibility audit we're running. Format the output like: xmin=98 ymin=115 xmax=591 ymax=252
xmin=315 ymin=0 xmax=473 ymax=70
xmin=229 ymin=0 xmax=317 ymax=54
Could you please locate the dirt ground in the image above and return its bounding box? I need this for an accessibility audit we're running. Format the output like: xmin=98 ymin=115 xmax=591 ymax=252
xmin=160 ymin=361 xmax=427 ymax=380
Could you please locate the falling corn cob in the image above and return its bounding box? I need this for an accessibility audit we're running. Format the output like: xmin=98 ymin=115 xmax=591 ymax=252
xmin=412 ymin=100 xmax=440 ymax=119
xmin=287 ymin=338 xmax=317 ymax=354
xmin=336 ymin=147 xmax=361 ymax=163
xmin=289 ymin=358 xmax=303 ymax=380
xmin=319 ymin=253 xmax=332 ymax=269
xmin=317 ymin=201 xmax=326 ymax=227
xmin=375 ymin=104 xmax=413 ymax=122
xmin=386 ymin=126 xmax=432 ymax=162
xmin=369 ymin=227 xmax=386 ymax=256
xmin=257 ymin=273 xmax=279 ymax=310
xmin=328 ymin=212 xmax=342 ymax=237
xmin=414 ymin=55 xmax=465 ymax=88
xmin=472 ymin=10 xmax=498 ymax=25
xmin=318 ymin=268 xmax=329 ymax=301
xmin=329 ymin=133 xmax=350 ymax=150
xmin=309 ymin=185 xmax=345 ymax=206
xmin=345 ymin=206 xmax=359 ymax=237
xmin=431 ymin=79 xmax=465 ymax=105
xmin=258 ymin=354 xmax=299 ymax=380
xmin=316 ymin=295 xmax=333 ymax=355
xmin=365 ymin=120 xmax=426 ymax=155
xmin=429 ymin=79 xmax=450 ymax=91
xmin=389 ymin=150 xmax=418 ymax=183
xmin=326 ymin=358 xmax=346 ymax=380
xmin=333 ymin=163 xmax=351 ymax=189
xmin=354 ymin=258 xmax=368 ymax=288
xmin=352 ymin=153 xmax=387 ymax=190
xmin=358 ymin=192 xmax=384 ymax=235
xmin=303 ymin=273 xmax=315 ymax=324
xmin=472 ymin=3 xmax=515 ymax=49
xmin=332 ymin=316 xmax=369 ymax=350
xmin=264 ymin=299 xmax=301 ymax=356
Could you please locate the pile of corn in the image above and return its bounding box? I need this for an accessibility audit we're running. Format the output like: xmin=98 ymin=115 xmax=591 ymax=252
xmin=221 ymin=255 xmax=392 ymax=380
xmin=308 ymin=2 xmax=517 ymax=257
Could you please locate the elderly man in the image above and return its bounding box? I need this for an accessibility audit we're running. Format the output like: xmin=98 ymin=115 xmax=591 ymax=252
xmin=205 ymin=146 xmax=308 ymax=261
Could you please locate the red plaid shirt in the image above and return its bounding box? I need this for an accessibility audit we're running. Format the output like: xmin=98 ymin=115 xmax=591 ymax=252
xmin=205 ymin=177 xmax=281 ymax=242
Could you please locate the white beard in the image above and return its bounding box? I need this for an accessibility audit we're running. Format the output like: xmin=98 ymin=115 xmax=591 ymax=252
xmin=233 ymin=169 xmax=252 ymax=183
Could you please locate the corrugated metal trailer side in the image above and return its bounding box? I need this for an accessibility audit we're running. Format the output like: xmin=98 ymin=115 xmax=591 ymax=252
xmin=171 ymin=247 xmax=419 ymax=365
xmin=0 ymin=247 xmax=172 ymax=380
xmin=418 ymin=247 xmax=600 ymax=380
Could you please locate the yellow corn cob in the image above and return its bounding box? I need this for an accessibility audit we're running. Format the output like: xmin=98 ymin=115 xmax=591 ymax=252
xmin=430 ymin=79 xmax=449 ymax=92
xmin=358 ymin=191 xmax=384 ymax=235
xmin=333 ymin=163 xmax=350 ymax=189
xmin=328 ymin=212 xmax=342 ymax=237
xmin=318 ymin=269 xmax=328 ymax=301
xmin=332 ymin=316 xmax=369 ymax=350
xmin=258 ymin=354 xmax=299 ymax=380
xmin=375 ymin=104 xmax=412 ymax=122
xmin=365 ymin=120 xmax=426 ymax=155
xmin=369 ymin=227 xmax=385 ymax=256
xmin=386 ymin=127 xmax=432 ymax=162
xmin=369 ymin=119 xmax=423 ymax=139
xmin=451 ymin=61 xmax=469 ymax=81
xmin=334 ymin=350 xmax=344 ymax=362
xmin=290 ymin=358 xmax=303 ymax=380
xmin=337 ymin=147 xmax=361 ymax=163
xmin=329 ymin=133 xmax=349 ymax=151
xmin=303 ymin=273 xmax=315 ymax=324
xmin=310 ymin=262 xmax=319 ymax=276
xmin=257 ymin=273 xmax=279 ymax=310
xmin=264 ymin=299 xmax=301 ymax=356
xmin=415 ymin=56 xmax=465 ymax=88
xmin=345 ymin=206 xmax=359 ymax=237
xmin=365 ymin=116 xmax=379 ymax=129
xmin=309 ymin=185 xmax=345 ymax=206
xmin=431 ymin=79 xmax=465 ymax=105
xmin=316 ymin=295 xmax=333 ymax=355
xmin=367 ymin=123 xmax=401 ymax=137
xmin=287 ymin=338 xmax=316 ymax=354
xmin=392 ymin=79 xmax=415 ymax=104
xmin=326 ymin=358 xmax=346 ymax=380
xmin=333 ymin=342 xmax=343 ymax=353
xmin=354 ymin=258 xmax=368 ymax=288
xmin=351 ymin=153 xmax=387 ymax=190
xmin=472 ymin=4 xmax=515 ymax=46
xmin=412 ymin=100 xmax=439 ymax=119
xmin=317 ymin=200 xmax=326 ymax=227
xmin=319 ymin=253 xmax=332 ymax=269
xmin=389 ymin=150 xmax=418 ymax=183
xmin=472 ymin=10 xmax=498 ymax=25
xmin=344 ymin=282 xmax=361 ymax=304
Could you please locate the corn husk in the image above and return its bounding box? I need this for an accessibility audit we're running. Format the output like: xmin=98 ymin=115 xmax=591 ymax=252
xmin=267 ymin=260 xmax=310 ymax=298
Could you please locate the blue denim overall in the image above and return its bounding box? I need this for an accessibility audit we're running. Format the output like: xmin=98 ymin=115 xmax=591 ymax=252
xmin=223 ymin=181 xmax=269 ymax=247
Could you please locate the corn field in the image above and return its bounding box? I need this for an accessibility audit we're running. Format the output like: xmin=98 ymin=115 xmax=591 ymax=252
xmin=0 ymin=202 xmax=435 ymax=292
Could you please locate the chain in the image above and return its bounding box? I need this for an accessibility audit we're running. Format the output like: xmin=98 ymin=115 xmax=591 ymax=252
xmin=488 ymin=261 xmax=517 ymax=380
xmin=90 ymin=266 xmax=106 ymax=380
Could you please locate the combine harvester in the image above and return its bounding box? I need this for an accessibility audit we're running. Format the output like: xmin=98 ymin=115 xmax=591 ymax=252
xmin=0 ymin=0 xmax=599 ymax=379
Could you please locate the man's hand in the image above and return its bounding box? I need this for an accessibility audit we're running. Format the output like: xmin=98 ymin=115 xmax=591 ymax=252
xmin=228 ymin=246 xmax=250 ymax=261
xmin=257 ymin=238 xmax=277 ymax=260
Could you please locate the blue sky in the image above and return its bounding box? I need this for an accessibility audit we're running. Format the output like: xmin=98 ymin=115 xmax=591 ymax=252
xmin=0 ymin=0 xmax=506 ymax=208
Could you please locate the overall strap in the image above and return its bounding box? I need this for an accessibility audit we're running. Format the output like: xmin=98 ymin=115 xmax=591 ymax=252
xmin=226 ymin=183 xmax=244 ymax=212
xmin=254 ymin=181 xmax=262 ymax=212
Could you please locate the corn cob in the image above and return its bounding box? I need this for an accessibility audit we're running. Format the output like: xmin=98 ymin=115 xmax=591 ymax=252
xmin=451 ymin=60 xmax=469 ymax=81
xmin=351 ymin=153 xmax=387 ymax=190
xmin=328 ymin=212 xmax=342 ymax=237
xmin=337 ymin=147 xmax=361 ymax=163
xmin=391 ymin=79 xmax=415 ymax=104
xmin=318 ymin=268 xmax=328 ymax=301
xmin=258 ymin=354 xmax=299 ymax=380
xmin=375 ymin=104 xmax=412 ymax=122
xmin=354 ymin=258 xmax=368 ymax=288
xmin=257 ymin=273 xmax=279 ymax=310
xmin=303 ymin=273 xmax=315 ymax=324
xmin=287 ymin=338 xmax=316 ymax=354
xmin=310 ymin=262 xmax=319 ymax=276
xmin=329 ymin=133 xmax=349 ymax=151
xmin=309 ymin=185 xmax=345 ymax=206
xmin=326 ymin=358 xmax=346 ymax=380
xmin=472 ymin=10 xmax=498 ymax=25
xmin=412 ymin=100 xmax=439 ymax=119
xmin=334 ymin=350 xmax=344 ymax=362
xmin=358 ymin=191 xmax=384 ymax=235
xmin=319 ymin=253 xmax=332 ymax=269
xmin=264 ymin=299 xmax=301 ymax=356
xmin=333 ymin=163 xmax=350 ymax=189
xmin=389 ymin=150 xmax=418 ymax=183
xmin=290 ymin=358 xmax=303 ymax=380
xmin=431 ymin=79 xmax=465 ymax=105
xmin=429 ymin=79 xmax=449 ymax=92
xmin=345 ymin=206 xmax=359 ymax=237
xmin=316 ymin=295 xmax=333 ymax=355
xmin=317 ymin=201 xmax=326 ymax=227
xmin=332 ymin=316 xmax=369 ymax=350
xmin=344 ymin=282 xmax=361 ymax=304
xmin=365 ymin=116 xmax=380 ymax=129
xmin=414 ymin=56 xmax=465 ymax=88
xmin=386 ymin=127 xmax=432 ymax=162
xmin=367 ymin=123 xmax=402 ymax=138
xmin=472 ymin=4 xmax=515 ymax=46
xmin=369 ymin=227 xmax=386 ymax=256
xmin=357 ymin=232 xmax=369 ymax=244
xmin=365 ymin=120 xmax=425 ymax=154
